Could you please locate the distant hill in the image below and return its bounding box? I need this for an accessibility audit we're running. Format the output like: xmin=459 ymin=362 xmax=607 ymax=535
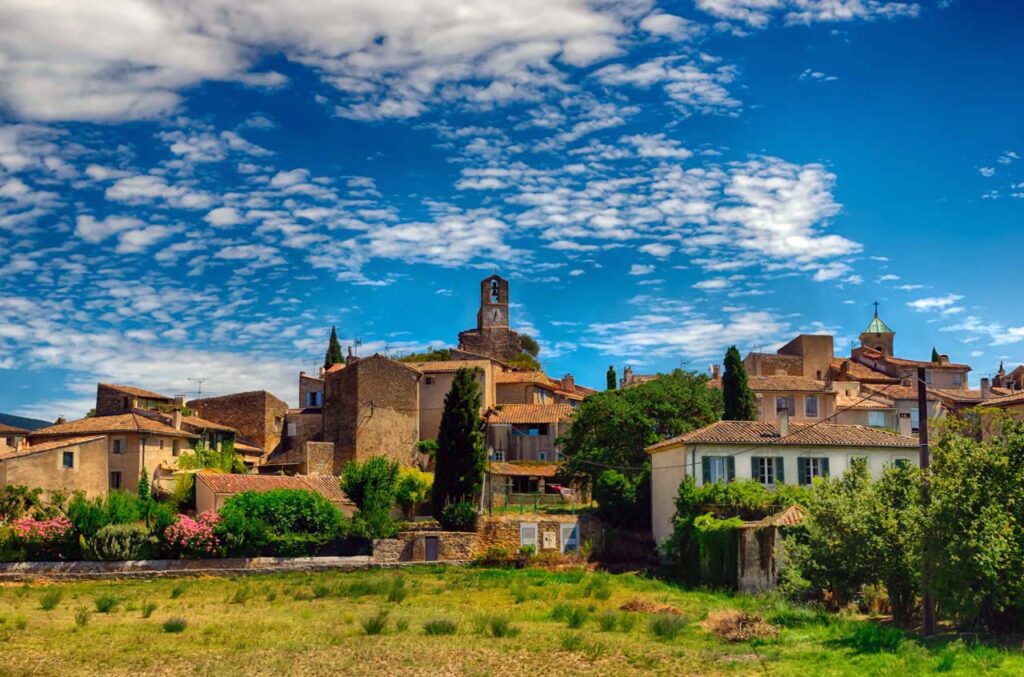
xmin=0 ymin=412 xmax=52 ymax=430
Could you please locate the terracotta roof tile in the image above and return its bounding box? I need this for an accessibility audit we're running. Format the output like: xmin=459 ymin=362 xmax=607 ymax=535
xmin=835 ymin=394 xmax=894 ymax=410
xmin=100 ymin=383 xmax=172 ymax=400
xmin=487 ymin=404 xmax=575 ymax=425
xmin=0 ymin=436 xmax=106 ymax=461
xmin=194 ymin=472 xmax=352 ymax=504
xmin=708 ymin=375 xmax=831 ymax=393
xmin=976 ymin=391 xmax=1024 ymax=408
xmin=861 ymin=383 xmax=938 ymax=401
xmin=0 ymin=423 xmax=30 ymax=435
xmin=487 ymin=461 xmax=562 ymax=478
xmin=29 ymin=413 xmax=198 ymax=439
xmin=496 ymin=371 xmax=555 ymax=386
xmin=646 ymin=420 xmax=917 ymax=453
xmin=830 ymin=359 xmax=901 ymax=384
xmin=405 ymin=360 xmax=491 ymax=373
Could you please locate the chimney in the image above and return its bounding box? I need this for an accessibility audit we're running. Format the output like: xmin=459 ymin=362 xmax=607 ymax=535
xmin=174 ymin=395 xmax=185 ymax=408
xmin=711 ymin=364 xmax=721 ymax=380
xmin=939 ymin=354 xmax=950 ymax=365
xmin=778 ymin=409 xmax=790 ymax=438
xmin=623 ymin=366 xmax=633 ymax=385
xmin=561 ymin=373 xmax=575 ymax=392
xmin=346 ymin=346 xmax=355 ymax=365
xmin=171 ymin=409 xmax=183 ymax=430
xmin=981 ymin=377 xmax=992 ymax=401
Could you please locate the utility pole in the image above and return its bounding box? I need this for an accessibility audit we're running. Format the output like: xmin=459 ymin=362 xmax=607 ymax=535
xmin=917 ymin=366 xmax=936 ymax=636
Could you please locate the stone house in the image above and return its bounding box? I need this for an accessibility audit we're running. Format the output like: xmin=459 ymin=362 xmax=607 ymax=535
xmin=620 ymin=366 xmax=660 ymax=388
xmin=187 ymin=390 xmax=289 ymax=463
xmin=0 ymin=436 xmax=109 ymax=500
xmin=486 ymin=403 xmax=574 ymax=462
xmin=744 ymin=334 xmax=835 ymax=381
xmin=299 ymin=371 xmax=325 ymax=408
xmin=0 ymin=423 xmax=29 ymax=454
xmin=404 ymin=359 xmax=496 ymax=443
xmin=95 ymin=383 xmax=175 ymax=416
xmin=194 ymin=472 xmax=354 ymax=515
xmin=495 ymin=371 xmax=589 ymax=407
xmin=483 ymin=461 xmax=561 ymax=508
xmin=709 ymin=374 xmax=836 ymax=426
xmin=646 ymin=420 xmax=919 ymax=546
xmin=322 ymin=354 xmax=422 ymax=472
xmin=26 ymin=413 xmax=199 ymax=495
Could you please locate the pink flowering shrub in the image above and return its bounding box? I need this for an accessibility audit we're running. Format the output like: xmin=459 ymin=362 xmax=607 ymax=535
xmin=9 ymin=517 xmax=75 ymax=561
xmin=163 ymin=512 xmax=221 ymax=558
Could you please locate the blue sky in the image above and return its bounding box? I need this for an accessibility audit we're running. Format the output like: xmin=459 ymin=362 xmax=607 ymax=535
xmin=1 ymin=0 xmax=1022 ymax=419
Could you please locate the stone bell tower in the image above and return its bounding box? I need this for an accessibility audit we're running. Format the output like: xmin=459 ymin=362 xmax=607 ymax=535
xmin=457 ymin=274 xmax=522 ymax=361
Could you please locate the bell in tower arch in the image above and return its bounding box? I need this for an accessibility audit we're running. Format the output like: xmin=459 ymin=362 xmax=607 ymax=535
xmin=490 ymin=279 xmax=500 ymax=303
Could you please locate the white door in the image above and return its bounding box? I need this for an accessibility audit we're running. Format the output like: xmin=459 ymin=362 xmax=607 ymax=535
xmin=520 ymin=523 xmax=538 ymax=549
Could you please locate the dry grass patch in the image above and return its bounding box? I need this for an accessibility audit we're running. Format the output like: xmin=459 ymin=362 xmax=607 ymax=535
xmin=619 ymin=598 xmax=682 ymax=615
xmin=702 ymin=610 xmax=779 ymax=643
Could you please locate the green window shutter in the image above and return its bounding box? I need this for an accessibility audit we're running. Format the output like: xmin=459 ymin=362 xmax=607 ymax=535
xmin=726 ymin=456 xmax=735 ymax=482
xmin=701 ymin=456 xmax=711 ymax=485
xmin=798 ymin=457 xmax=808 ymax=486
xmin=774 ymin=457 xmax=785 ymax=484
xmin=821 ymin=457 xmax=830 ymax=478
xmin=751 ymin=456 xmax=761 ymax=482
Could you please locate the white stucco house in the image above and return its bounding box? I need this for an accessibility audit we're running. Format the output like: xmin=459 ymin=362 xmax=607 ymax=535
xmin=645 ymin=418 xmax=920 ymax=547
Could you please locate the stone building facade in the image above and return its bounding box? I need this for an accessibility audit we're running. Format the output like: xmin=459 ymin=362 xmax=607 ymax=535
xmin=95 ymin=383 xmax=174 ymax=416
xmin=0 ymin=436 xmax=110 ymax=499
xmin=404 ymin=359 xmax=495 ymax=442
xmin=322 ymin=354 xmax=422 ymax=472
xmin=457 ymin=275 xmax=523 ymax=362
xmin=187 ymin=390 xmax=289 ymax=459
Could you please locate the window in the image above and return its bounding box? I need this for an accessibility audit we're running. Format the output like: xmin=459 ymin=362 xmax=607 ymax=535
xmin=910 ymin=409 xmax=920 ymax=434
xmin=868 ymin=411 xmax=886 ymax=428
xmin=805 ymin=395 xmax=819 ymax=418
xmin=701 ymin=455 xmax=735 ymax=484
xmin=274 ymin=417 xmax=283 ymax=433
xmin=62 ymin=451 xmax=74 ymax=469
xmin=894 ymin=458 xmax=912 ymax=469
xmin=424 ymin=377 xmax=434 ymax=386
xmin=538 ymin=452 xmax=547 ymax=461
xmin=797 ymin=457 xmax=830 ymax=485
xmin=109 ymin=471 xmax=122 ymax=490
xmin=560 ymin=523 xmax=579 ymax=554
xmin=111 ymin=438 xmax=125 ymax=455
xmin=520 ymin=523 xmax=538 ymax=549
xmin=952 ymin=373 xmax=962 ymax=387
xmin=925 ymin=370 xmax=933 ymax=384
xmin=172 ymin=440 xmax=180 ymax=457
xmin=305 ymin=391 xmax=322 ymax=406
xmin=159 ymin=439 xmax=165 ymax=450
xmin=751 ymin=456 xmax=784 ymax=486
xmin=527 ymin=424 xmax=549 ymax=436
xmin=287 ymin=422 xmax=297 ymax=437
xmin=775 ymin=396 xmax=796 ymax=417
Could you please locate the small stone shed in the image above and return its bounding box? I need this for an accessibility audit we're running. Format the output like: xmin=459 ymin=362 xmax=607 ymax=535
xmin=194 ymin=472 xmax=355 ymax=516
xmin=736 ymin=504 xmax=808 ymax=592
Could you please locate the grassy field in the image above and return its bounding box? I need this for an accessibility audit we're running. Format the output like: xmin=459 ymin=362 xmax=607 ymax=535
xmin=0 ymin=566 xmax=1020 ymax=676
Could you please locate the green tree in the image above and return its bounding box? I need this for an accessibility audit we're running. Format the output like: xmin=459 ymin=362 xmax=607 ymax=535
xmin=324 ymin=326 xmax=344 ymax=369
xmin=341 ymin=456 xmax=401 ymax=539
xmin=932 ymin=347 xmax=941 ymax=363
xmin=722 ymin=346 xmax=756 ymax=421
xmin=519 ymin=334 xmax=540 ymax=357
xmin=137 ymin=467 xmax=154 ymax=529
xmin=559 ymin=369 xmax=722 ymax=527
xmin=395 ymin=467 xmax=433 ymax=519
xmin=432 ymin=368 xmax=486 ymax=517
xmin=606 ymin=365 xmax=616 ymax=390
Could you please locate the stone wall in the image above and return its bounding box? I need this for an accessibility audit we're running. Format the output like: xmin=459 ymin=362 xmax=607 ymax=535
xmin=458 ymin=327 xmax=523 ymax=362
xmin=743 ymin=353 xmax=804 ymax=377
xmin=188 ymin=391 xmax=288 ymax=456
xmin=474 ymin=514 xmax=600 ymax=557
xmin=0 ymin=437 xmax=109 ymax=499
xmin=737 ymin=525 xmax=785 ymax=592
xmin=777 ymin=335 xmax=834 ymax=380
xmin=372 ymin=531 xmax=477 ymax=564
xmin=299 ymin=373 xmax=324 ymax=408
xmin=323 ymin=354 xmax=421 ymax=473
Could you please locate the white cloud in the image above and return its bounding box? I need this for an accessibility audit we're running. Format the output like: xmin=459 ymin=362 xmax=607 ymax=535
xmin=799 ymin=68 xmax=838 ymax=82
xmin=0 ymin=0 xmax=629 ymax=122
xmin=629 ymin=263 xmax=655 ymax=275
xmin=105 ymin=174 xmax=214 ymax=210
xmin=205 ymin=207 xmax=244 ymax=227
xmin=907 ymin=294 xmax=964 ymax=312
xmin=116 ymin=225 xmax=179 ymax=253
xmin=639 ymin=12 xmax=698 ymax=40
xmin=639 ymin=243 xmax=675 ymax=258
xmin=75 ymin=214 xmax=146 ymax=243
xmin=979 ymin=167 xmax=995 ymax=177
xmin=621 ymin=133 xmax=693 ymax=159
xmin=595 ymin=57 xmax=741 ymax=116
xmin=694 ymin=277 xmax=730 ymax=290
xmin=695 ymin=0 xmax=919 ymax=28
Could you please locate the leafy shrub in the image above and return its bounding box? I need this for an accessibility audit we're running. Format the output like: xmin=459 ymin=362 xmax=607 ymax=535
xmin=94 ymin=595 xmax=119 ymax=613
xmin=39 ymin=589 xmax=62 ymax=611
xmin=88 ymin=524 xmax=158 ymax=561
xmin=387 ymin=577 xmax=408 ymax=603
xmin=395 ymin=467 xmax=432 ymax=519
xmin=342 ymin=457 xmax=400 ymax=539
xmin=231 ymin=586 xmax=251 ymax=605
xmin=693 ymin=514 xmax=742 ymax=589
xmin=361 ymin=609 xmax=389 ymax=635
xmin=423 ymin=618 xmax=457 ymax=636
xmin=396 ymin=617 xmax=409 ymax=632
xmin=476 ymin=545 xmax=514 ymax=566
xmin=217 ymin=489 xmax=342 ymax=556
xmin=170 ymin=584 xmax=186 ymax=599
xmin=9 ymin=516 xmax=75 ymax=561
xmin=618 ymin=613 xmax=637 ymax=632
xmin=518 ymin=544 xmax=536 ymax=558
xmin=848 ymin=623 xmax=904 ymax=653
xmin=439 ymin=501 xmax=476 ymax=532
xmin=74 ymin=608 xmax=89 ymax=627
xmin=164 ymin=512 xmax=221 ymax=558
xmin=565 ymin=606 xmax=589 ymax=629
xmin=163 ymin=617 xmax=188 ymax=633
xmin=561 ymin=632 xmax=584 ymax=651
xmin=141 ymin=602 xmax=157 ymax=619
xmin=649 ymin=614 xmax=686 ymax=640
xmin=0 ymin=485 xmax=44 ymax=522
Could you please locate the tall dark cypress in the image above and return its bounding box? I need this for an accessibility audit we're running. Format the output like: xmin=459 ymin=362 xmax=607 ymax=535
xmin=722 ymin=345 xmax=756 ymax=421
xmin=432 ymin=368 xmax=486 ymax=517
xmin=931 ymin=347 xmax=941 ymax=363
xmin=606 ymin=365 xmax=617 ymax=390
xmin=324 ymin=326 xmax=344 ymax=369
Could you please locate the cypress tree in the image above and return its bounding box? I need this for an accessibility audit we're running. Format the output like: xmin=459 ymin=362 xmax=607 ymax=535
xmin=931 ymin=347 xmax=941 ymax=363
xmin=324 ymin=326 xmax=344 ymax=369
xmin=606 ymin=365 xmax=617 ymax=390
xmin=722 ymin=345 xmax=757 ymax=421
xmin=432 ymin=368 xmax=486 ymax=517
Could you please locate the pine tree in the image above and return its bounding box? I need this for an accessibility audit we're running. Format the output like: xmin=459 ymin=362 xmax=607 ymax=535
xmin=931 ymin=347 xmax=941 ymax=363
xmin=324 ymin=326 xmax=344 ymax=369
xmin=137 ymin=467 xmax=153 ymax=528
xmin=722 ymin=346 xmax=756 ymax=421
xmin=432 ymin=368 xmax=486 ymax=518
xmin=606 ymin=365 xmax=617 ymax=390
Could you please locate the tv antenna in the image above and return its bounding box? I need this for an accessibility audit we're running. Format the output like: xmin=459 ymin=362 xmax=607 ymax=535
xmin=188 ymin=377 xmax=208 ymax=399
